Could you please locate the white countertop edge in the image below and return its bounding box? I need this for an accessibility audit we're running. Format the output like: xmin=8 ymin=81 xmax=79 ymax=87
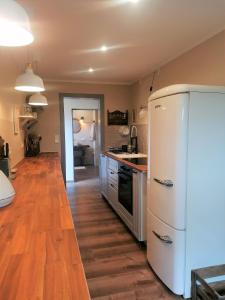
xmin=107 ymin=152 xmax=147 ymax=159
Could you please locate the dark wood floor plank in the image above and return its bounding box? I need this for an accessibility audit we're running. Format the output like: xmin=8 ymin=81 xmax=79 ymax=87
xmin=80 ymin=241 xmax=142 ymax=261
xmin=84 ymin=252 xmax=148 ymax=279
xmin=73 ymin=217 xmax=123 ymax=229
xmin=76 ymin=226 xmax=128 ymax=239
xmin=88 ymin=269 xmax=155 ymax=298
xmin=78 ymin=230 xmax=134 ymax=247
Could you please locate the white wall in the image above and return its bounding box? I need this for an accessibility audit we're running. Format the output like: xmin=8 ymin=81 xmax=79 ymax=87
xmin=131 ymin=30 xmax=225 ymax=124
xmin=0 ymin=49 xmax=26 ymax=167
xmin=63 ymin=97 xmax=100 ymax=181
xmin=130 ymin=30 xmax=225 ymax=154
xmin=33 ymin=81 xmax=131 ymax=154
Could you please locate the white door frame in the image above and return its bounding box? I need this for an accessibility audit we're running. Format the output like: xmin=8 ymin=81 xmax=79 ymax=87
xmin=63 ymin=97 xmax=101 ymax=181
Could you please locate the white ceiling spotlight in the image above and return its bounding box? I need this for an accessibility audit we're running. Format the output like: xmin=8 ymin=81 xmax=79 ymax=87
xmin=29 ymin=92 xmax=48 ymax=106
xmin=101 ymin=45 xmax=108 ymax=52
xmin=129 ymin=0 xmax=139 ymax=3
xmin=0 ymin=0 xmax=34 ymax=47
xmin=15 ymin=63 xmax=45 ymax=92
xmin=88 ymin=68 xmax=94 ymax=73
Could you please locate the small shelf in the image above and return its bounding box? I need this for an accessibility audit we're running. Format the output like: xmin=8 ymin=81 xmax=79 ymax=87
xmin=19 ymin=115 xmax=37 ymax=129
xmin=19 ymin=115 xmax=37 ymax=120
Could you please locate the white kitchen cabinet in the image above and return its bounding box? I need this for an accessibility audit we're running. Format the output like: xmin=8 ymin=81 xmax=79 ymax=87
xmin=108 ymin=157 xmax=118 ymax=173
xmin=133 ymin=171 xmax=147 ymax=241
xmin=100 ymin=153 xmax=147 ymax=241
xmin=107 ymin=158 xmax=119 ymax=210
xmin=99 ymin=154 xmax=108 ymax=198
xmin=107 ymin=181 xmax=118 ymax=211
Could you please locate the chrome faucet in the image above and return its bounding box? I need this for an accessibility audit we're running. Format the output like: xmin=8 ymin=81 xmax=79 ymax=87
xmin=129 ymin=125 xmax=138 ymax=153
xmin=130 ymin=125 xmax=138 ymax=138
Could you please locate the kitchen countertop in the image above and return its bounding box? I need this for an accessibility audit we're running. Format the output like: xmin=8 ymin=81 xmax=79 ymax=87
xmin=104 ymin=152 xmax=148 ymax=172
xmin=0 ymin=153 xmax=90 ymax=300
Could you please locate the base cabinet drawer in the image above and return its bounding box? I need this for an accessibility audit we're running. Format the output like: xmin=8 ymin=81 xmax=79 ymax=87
xmin=108 ymin=158 xmax=118 ymax=173
xmin=108 ymin=181 xmax=117 ymax=191
xmin=107 ymin=183 xmax=118 ymax=210
xmin=108 ymin=169 xmax=118 ymax=184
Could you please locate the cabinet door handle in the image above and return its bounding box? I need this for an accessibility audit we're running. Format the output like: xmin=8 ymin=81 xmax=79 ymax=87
xmin=153 ymin=178 xmax=173 ymax=187
xmin=152 ymin=231 xmax=173 ymax=244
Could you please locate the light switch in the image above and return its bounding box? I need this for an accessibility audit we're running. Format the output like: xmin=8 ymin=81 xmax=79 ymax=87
xmin=55 ymin=134 xmax=60 ymax=144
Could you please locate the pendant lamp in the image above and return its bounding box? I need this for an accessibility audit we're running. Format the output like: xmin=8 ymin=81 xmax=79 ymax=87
xmin=0 ymin=0 xmax=34 ymax=47
xmin=29 ymin=92 xmax=48 ymax=106
xmin=15 ymin=63 xmax=45 ymax=92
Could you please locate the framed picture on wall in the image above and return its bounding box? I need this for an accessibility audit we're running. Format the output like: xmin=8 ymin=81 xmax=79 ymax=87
xmin=107 ymin=110 xmax=128 ymax=125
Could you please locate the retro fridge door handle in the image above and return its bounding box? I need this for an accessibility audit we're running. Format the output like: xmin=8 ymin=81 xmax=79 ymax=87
xmin=153 ymin=178 xmax=173 ymax=187
xmin=152 ymin=231 xmax=173 ymax=244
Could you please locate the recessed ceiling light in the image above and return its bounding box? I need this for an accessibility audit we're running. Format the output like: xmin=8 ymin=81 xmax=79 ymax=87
xmin=101 ymin=45 xmax=108 ymax=52
xmin=88 ymin=68 xmax=94 ymax=73
xmin=130 ymin=0 xmax=139 ymax=3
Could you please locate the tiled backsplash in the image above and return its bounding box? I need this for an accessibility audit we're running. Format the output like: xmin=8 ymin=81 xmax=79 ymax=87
xmin=105 ymin=124 xmax=148 ymax=154
xmin=105 ymin=126 xmax=129 ymax=150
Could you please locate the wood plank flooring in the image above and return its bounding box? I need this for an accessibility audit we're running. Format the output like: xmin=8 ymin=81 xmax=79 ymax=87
xmin=67 ymin=167 xmax=181 ymax=300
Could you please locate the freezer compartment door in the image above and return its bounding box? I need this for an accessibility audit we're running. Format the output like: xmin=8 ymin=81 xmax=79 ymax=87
xmin=149 ymin=93 xmax=188 ymax=229
xmin=147 ymin=210 xmax=185 ymax=295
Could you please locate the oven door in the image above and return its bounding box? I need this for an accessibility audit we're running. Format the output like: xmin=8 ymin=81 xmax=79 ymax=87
xmin=118 ymin=167 xmax=133 ymax=216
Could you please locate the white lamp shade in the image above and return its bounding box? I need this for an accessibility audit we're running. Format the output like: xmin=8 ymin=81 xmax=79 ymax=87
xmin=0 ymin=0 xmax=34 ymax=47
xmin=0 ymin=170 xmax=15 ymax=207
xmin=15 ymin=64 xmax=45 ymax=92
xmin=29 ymin=92 xmax=48 ymax=106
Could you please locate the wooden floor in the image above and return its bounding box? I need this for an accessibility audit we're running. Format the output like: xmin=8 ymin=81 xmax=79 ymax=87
xmin=67 ymin=167 xmax=181 ymax=300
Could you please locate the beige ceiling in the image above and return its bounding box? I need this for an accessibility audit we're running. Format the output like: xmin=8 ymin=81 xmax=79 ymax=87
xmin=10 ymin=0 xmax=225 ymax=84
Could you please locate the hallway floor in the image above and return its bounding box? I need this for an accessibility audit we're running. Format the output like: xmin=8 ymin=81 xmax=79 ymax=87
xmin=66 ymin=167 xmax=181 ymax=300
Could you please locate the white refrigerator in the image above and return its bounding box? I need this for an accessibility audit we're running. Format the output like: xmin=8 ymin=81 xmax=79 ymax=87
xmin=147 ymin=84 xmax=225 ymax=298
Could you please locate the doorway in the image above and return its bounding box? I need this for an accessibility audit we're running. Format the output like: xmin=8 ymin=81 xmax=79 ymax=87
xmin=59 ymin=93 xmax=104 ymax=182
xmin=72 ymin=109 xmax=101 ymax=181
